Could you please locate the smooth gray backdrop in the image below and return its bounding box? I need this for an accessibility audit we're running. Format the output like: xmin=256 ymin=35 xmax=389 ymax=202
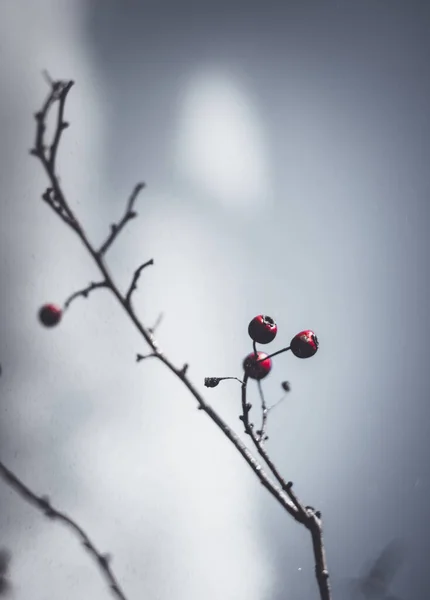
xmin=1 ymin=1 xmax=429 ymax=599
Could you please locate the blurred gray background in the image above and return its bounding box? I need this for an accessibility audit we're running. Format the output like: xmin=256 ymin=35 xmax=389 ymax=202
xmin=1 ymin=1 xmax=429 ymax=598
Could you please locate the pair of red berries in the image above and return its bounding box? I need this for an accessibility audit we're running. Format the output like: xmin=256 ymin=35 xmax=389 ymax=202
xmin=38 ymin=304 xmax=62 ymax=327
xmin=243 ymin=315 xmax=319 ymax=380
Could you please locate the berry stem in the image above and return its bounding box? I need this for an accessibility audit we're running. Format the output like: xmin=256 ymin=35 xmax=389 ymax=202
xmin=257 ymin=346 xmax=291 ymax=361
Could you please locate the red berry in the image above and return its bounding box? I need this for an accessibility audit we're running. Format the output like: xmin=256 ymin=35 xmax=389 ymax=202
xmin=243 ymin=352 xmax=272 ymax=380
xmin=248 ymin=315 xmax=277 ymax=344
xmin=38 ymin=303 xmax=62 ymax=327
xmin=290 ymin=330 xmax=319 ymax=358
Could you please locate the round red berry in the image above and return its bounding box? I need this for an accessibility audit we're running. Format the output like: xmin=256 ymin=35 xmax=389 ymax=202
xmin=243 ymin=352 xmax=272 ymax=380
xmin=248 ymin=315 xmax=277 ymax=344
xmin=38 ymin=303 xmax=62 ymax=327
xmin=290 ymin=330 xmax=319 ymax=358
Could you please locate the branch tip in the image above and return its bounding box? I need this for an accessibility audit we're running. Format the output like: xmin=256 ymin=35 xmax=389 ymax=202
xmin=125 ymin=259 xmax=155 ymax=305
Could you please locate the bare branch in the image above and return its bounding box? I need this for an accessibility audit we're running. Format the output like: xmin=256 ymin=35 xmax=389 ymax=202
xmin=125 ymin=259 xmax=154 ymax=305
xmin=0 ymin=460 xmax=128 ymax=600
xmin=64 ymin=281 xmax=108 ymax=309
xmin=20 ymin=76 xmax=333 ymax=600
xmin=98 ymin=183 xmax=145 ymax=256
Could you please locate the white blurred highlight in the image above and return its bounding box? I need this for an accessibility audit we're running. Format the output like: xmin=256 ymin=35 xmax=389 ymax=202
xmin=0 ymin=4 xmax=272 ymax=600
xmin=174 ymin=69 xmax=272 ymax=210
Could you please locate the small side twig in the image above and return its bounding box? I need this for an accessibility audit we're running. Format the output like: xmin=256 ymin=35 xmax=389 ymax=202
xmin=0 ymin=460 xmax=128 ymax=600
xmin=148 ymin=312 xmax=164 ymax=335
xmin=98 ymin=184 xmax=145 ymax=256
xmin=64 ymin=281 xmax=108 ymax=309
xmin=125 ymin=259 xmax=154 ymax=305
xmin=136 ymin=352 xmax=158 ymax=362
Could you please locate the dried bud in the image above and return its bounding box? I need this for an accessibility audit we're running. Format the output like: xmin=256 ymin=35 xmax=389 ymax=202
xmin=204 ymin=377 xmax=221 ymax=388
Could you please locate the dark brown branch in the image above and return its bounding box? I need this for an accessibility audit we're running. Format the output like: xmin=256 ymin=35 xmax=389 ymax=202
xmin=0 ymin=460 xmax=128 ymax=600
xmin=125 ymin=259 xmax=154 ymax=306
xmin=98 ymin=184 xmax=145 ymax=256
xmin=64 ymin=281 xmax=107 ymax=309
xmin=22 ymin=77 xmax=332 ymax=600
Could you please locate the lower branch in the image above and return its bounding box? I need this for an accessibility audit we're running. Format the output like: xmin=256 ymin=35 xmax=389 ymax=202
xmin=0 ymin=460 xmax=128 ymax=600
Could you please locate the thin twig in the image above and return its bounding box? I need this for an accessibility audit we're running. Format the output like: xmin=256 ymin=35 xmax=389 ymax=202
xmin=0 ymin=460 xmax=128 ymax=600
xmin=255 ymin=379 xmax=269 ymax=442
xmin=98 ymin=184 xmax=145 ymax=256
xmin=64 ymin=280 xmax=107 ymax=309
xmin=125 ymin=260 xmax=154 ymax=306
xmin=148 ymin=312 xmax=164 ymax=335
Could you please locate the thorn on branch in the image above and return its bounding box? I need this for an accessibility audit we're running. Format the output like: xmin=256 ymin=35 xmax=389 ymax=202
xmin=98 ymin=183 xmax=146 ymax=256
xmin=39 ymin=495 xmax=55 ymax=518
xmin=64 ymin=281 xmax=107 ymax=310
xmin=136 ymin=352 xmax=156 ymax=362
xmin=99 ymin=553 xmax=112 ymax=567
xmin=125 ymin=259 xmax=154 ymax=306
xmin=41 ymin=187 xmax=77 ymax=229
xmin=179 ymin=363 xmax=189 ymax=377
